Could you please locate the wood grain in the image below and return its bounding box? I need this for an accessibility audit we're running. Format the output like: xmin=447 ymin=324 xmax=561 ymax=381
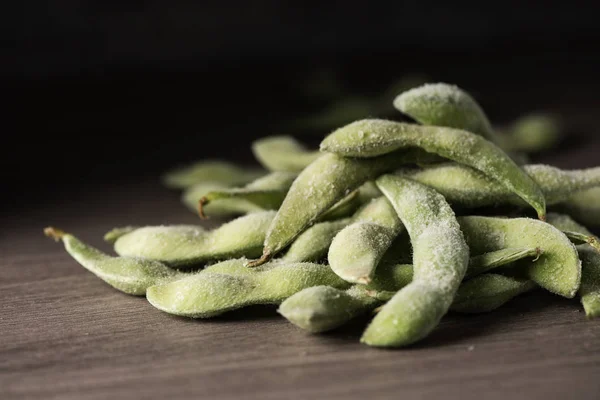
xmin=3 ymin=141 xmax=600 ymax=399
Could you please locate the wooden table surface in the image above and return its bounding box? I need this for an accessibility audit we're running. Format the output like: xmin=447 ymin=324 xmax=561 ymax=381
xmin=3 ymin=131 xmax=600 ymax=399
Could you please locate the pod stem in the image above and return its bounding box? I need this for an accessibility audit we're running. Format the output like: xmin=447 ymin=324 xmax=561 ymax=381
xmin=198 ymin=197 xmax=209 ymax=219
xmin=245 ymin=252 xmax=272 ymax=268
xmin=44 ymin=226 xmax=66 ymax=241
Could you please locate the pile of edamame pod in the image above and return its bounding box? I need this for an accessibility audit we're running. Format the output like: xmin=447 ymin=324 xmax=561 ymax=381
xmin=45 ymin=83 xmax=600 ymax=348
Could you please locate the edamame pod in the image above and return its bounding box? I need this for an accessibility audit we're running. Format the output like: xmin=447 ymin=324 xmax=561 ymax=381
xmin=113 ymin=212 xmax=275 ymax=267
xmin=328 ymin=197 xmax=403 ymax=284
xmin=394 ymin=83 xmax=497 ymax=143
xmin=497 ymin=113 xmax=562 ymax=153
xmin=320 ymin=119 xmax=546 ymax=219
xmin=361 ymin=175 xmax=469 ymax=347
xmin=162 ymin=160 xmax=264 ymax=189
xmin=198 ymin=172 xmax=297 ymax=218
xmin=459 ymin=216 xmax=581 ymax=298
xmin=561 ymin=187 xmax=600 ymax=227
xmin=252 ymin=136 xmax=320 ymax=172
xmin=182 ymin=182 xmax=263 ymax=216
xmin=282 ymin=219 xmax=351 ymax=262
xmin=44 ymin=227 xmax=183 ymax=295
xmin=403 ymin=163 xmax=600 ymax=208
xmin=146 ymin=261 xmax=350 ymax=318
xmin=248 ymin=149 xmax=439 ymax=266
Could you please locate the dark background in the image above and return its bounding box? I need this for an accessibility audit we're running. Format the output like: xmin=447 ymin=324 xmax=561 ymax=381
xmin=5 ymin=1 xmax=600 ymax=214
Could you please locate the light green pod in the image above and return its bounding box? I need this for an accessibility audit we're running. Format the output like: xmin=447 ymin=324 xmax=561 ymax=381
xmin=104 ymin=226 xmax=138 ymax=243
xmin=361 ymin=175 xmax=469 ymax=347
xmin=450 ymin=274 xmax=536 ymax=313
xmin=545 ymin=213 xmax=600 ymax=252
xmin=278 ymin=285 xmax=378 ymax=333
xmin=162 ymin=160 xmax=264 ymax=189
xmin=328 ymin=197 xmax=403 ymax=284
xmin=198 ymin=172 xmax=297 ymax=218
xmin=578 ymin=247 xmax=600 ymax=318
xmin=561 ymin=187 xmax=600 ymax=227
xmin=252 ymin=136 xmax=321 ymax=172
xmin=44 ymin=227 xmax=183 ymax=295
xmin=248 ymin=149 xmax=439 ymax=266
xmin=182 ymin=181 xmax=263 ymax=216
xmin=113 ymin=211 xmax=275 ymax=267
xmin=282 ymin=219 xmax=351 ymax=262
xmin=403 ymin=163 xmax=600 ymax=208
xmin=320 ymin=119 xmax=546 ymax=220
xmin=146 ymin=261 xmax=350 ymax=318
xmin=459 ymin=216 xmax=581 ymax=298
xmin=498 ymin=113 xmax=562 ymax=153
xmin=393 ymin=82 xmax=497 ymax=143
xmin=281 ymin=248 xmax=538 ymax=333
xmin=545 ymin=213 xmax=600 ymax=318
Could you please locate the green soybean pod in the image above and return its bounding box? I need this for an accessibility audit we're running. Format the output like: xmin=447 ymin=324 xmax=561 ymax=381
xmin=403 ymin=163 xmax=600 ymax=208
xmin=182 ymin=182 xmax=263 ymax=216
xmin=393 ymin=83 xmax=497 ymax=143
xmin=361 ymin=175 xmax=469 ymax=347
xmin=498 ymin=113 xmax=562 ymax=153
xmin=282 ymin=219 xmax=351 ymax=262
xmin=458 ymin=216 xmax=581 ymax=298
xmin=328 ymin=197 xmax=403 ymax=284
xmin=247 ymin=149 xmax=439 ymax=266
xmin=198 ymin=172 xmax=297 ymax=218
xmin=252 ymin=136 xmax=321 ymax=172
xmin=578 ymin=247 xmax=600 ymax=318
xmin=113 ymin=211 xmax=275 ymax=267
xmin=162 ymin=160 xmax=264 ymax=189
xmin=146 ymin=261 xmax=350 ymax=318
xmin=561 ymin=187 xmax=600 ymax=227
xmin=320 ymin=119 xmax=546 ymax=220
xmin=450 ymin=274 xmax=536 ymax=313
xmin=281 ymin=248 xmax=539 ymax=333
xmin=44 ymin=227 xmax=183 ymax=295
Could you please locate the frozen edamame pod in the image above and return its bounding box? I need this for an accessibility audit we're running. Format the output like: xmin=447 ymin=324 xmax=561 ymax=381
xmin=328 ymin=197 xmax=403 ymax=284
xmin=320 ymin=119 xmax=546 ymax=220
xmin=198 ymin=172 xmax=297 ymax=218
xmin=545 ymin=212 xmax=599 ymax=251
xmin=44 ymin=227 xmax=183 ymax=295
xmin=459 ymin=216 xmax=581 ymax=298
xmin=252 ymin=136 xmax=321 ymax=172
xmin=162 ymin=160 xmax=264 ymax=189
xmin=361 ymin=175 xmax=469 ymax=347
xmin=146 ymin=261 xmax=350 ymax=318
xmin=113 ymin=212 xmax=275 ymax=267
xmin=281 ymin=219 xmax=351 ymax=262
xmin=394 ymin=83 xmax=498 ymax=143
xmin=402 ymin=163 xmax=600 ymax=208
xmin=247 ymin=149 xmax=439 ymax=266
xmin=182 ymin=181 xmax=263 ymax=216
xmin=450 ymin=274 xmax=536 ymax=313
xmin=578 ymin=247 xmax=600 ymax=318
xmin=561 ymin=187 xmax=600 ymax=227
xmin=282 ymin=248 xmax=539 ymax=333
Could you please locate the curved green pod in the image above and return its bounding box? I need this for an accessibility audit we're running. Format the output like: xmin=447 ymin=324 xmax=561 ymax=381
xmin=320 ymin=119 xmax=546 ymax=219
xmin=252 ymin=136 xmax=321 ymax=172
xmin=459 ymin=216 xmax=581 ymax=298
xmin=328 ymin=197 xmax=403 ymax=284
xmin=181 ymin=181 xmax=262 ymax=216
xmin=402 ymin=163 xmax=600 ymax=208
xmin=247 ymin=149 xmax=439 ymax=266
xmin=282 ymin=218 xmax=351 ymax=263
xmin=281 ymin=248 xmax=538 ymax=333
xmin=146 ymin=261 xmax=350 ymax=318
xmin=561 ymin=187 xmax=600 ymax=227
xmin=198 ymin=172 xmax=297 ymax=218
xmin=113 ymin=212 xmax=275 ymax=267
xmin=361 ymin=175 xmax=469 ymax=347
xmin=394 ymin=83 xmax=497 ymax=143
xmin=44 ymin=227 xmax=183 ymax=295
xmin=162 ymin=160 xmax=264 ymax=189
